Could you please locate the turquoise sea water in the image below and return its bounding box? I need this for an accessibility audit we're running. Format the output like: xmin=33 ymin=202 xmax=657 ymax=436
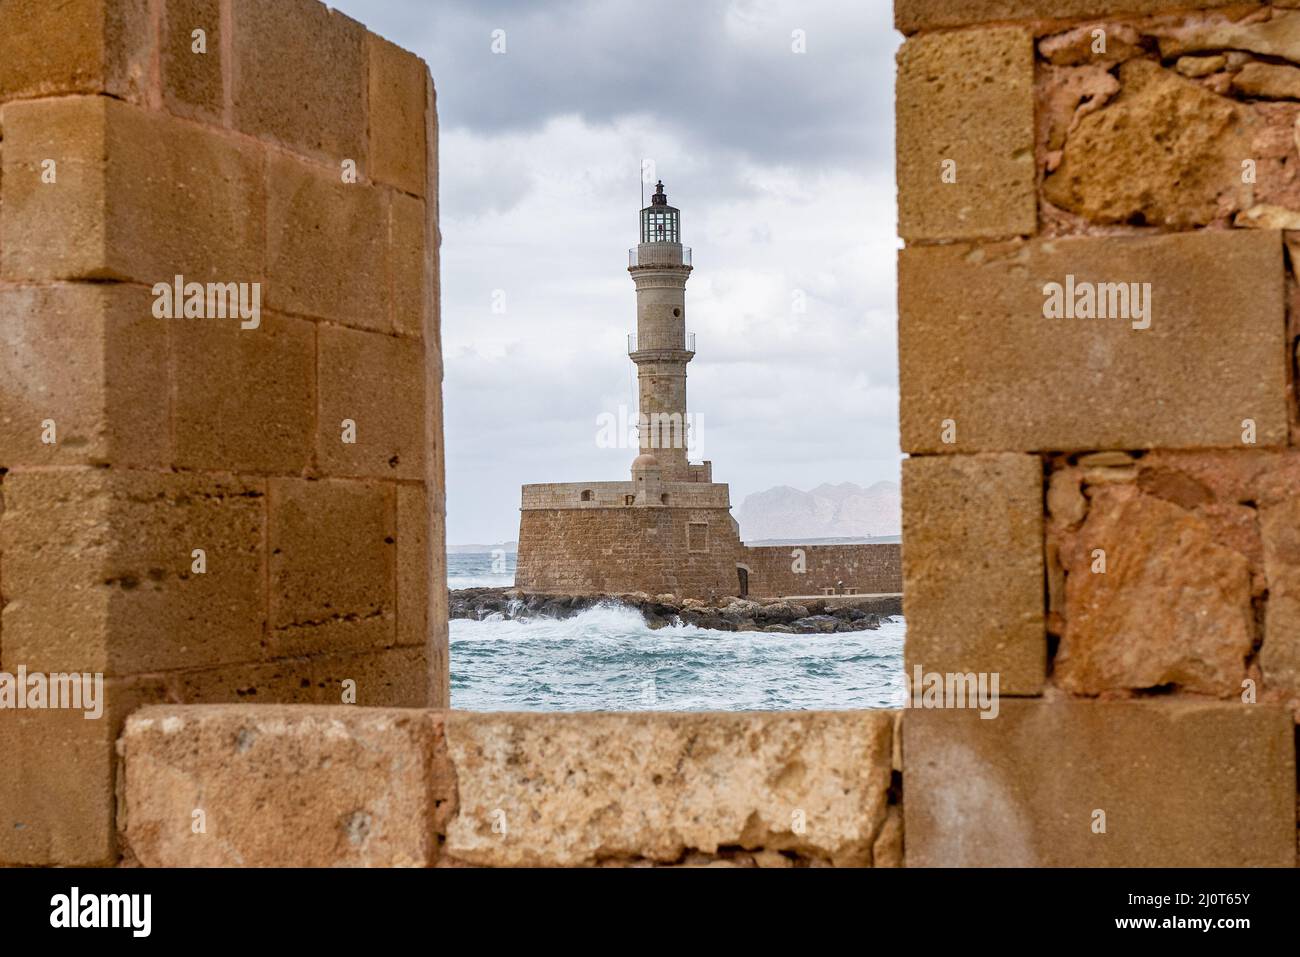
xmin=448 ymin=553 xmax=907 ymax=712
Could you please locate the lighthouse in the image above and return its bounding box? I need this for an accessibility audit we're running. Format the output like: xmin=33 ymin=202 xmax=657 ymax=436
xmin=517 ymin=176 xmax=745 ymax=598
xmin=514 ymin=177 xmax=887 ymax=601
xmin=628 ymin=180 xmax=695 ymax=483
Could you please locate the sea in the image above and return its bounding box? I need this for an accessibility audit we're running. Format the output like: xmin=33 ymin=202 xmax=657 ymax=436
xmin=448 ymin=552 xmax=907 ymax=712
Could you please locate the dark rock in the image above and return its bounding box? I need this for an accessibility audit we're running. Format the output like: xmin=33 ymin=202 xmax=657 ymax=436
xmin=788 ymin=615 xmax=837 ymax=633
xmin=448 ymin=587 xmax=886 ymax=634
xmin=754 ymin=601 xmax=807 ymax=625
xmin=699 ymin=616 xmax=736 ymax=631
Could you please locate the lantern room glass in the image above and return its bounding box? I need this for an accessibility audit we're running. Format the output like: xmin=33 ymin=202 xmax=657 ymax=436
xmin=640 ymin=207 xmax=679 ymax=243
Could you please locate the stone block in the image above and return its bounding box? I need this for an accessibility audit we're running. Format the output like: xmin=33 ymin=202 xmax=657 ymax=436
xmin=1232 ymin=61 xmax=1300 ymax=100
xmin=897 ymin=26 xmax=1036 ymax=242
xmin=267 ymin=478 xmax=396 ymax=657
xmin=1098 ymin=451 xmax=1300 ymax=707
xmin=2 ymin=652 xmax=427 ymax=867
xmin=0 ymin=0 xmax=150 ymax=103
xmin=0 ymin=283 xmax=167 ymax=468
xmin=0 ymin=675 xmax=168 ymax=866
xmin=391 ymin=191 xmax=428 ymax=338
xmin=306 ymin=646 xmax=428 ymax=706
xmin=265 ymin=152 xmax=388 ymax=329
xmin=1260 ymin=495 xmax=1300 ymax=706
xmin=0 ymin=469 xmax=266 ymax=675
xmin=441 ymin=710 xmax=894 ymax=867
xmin=163 ymin=0 xmax=223 ymax=119
xmin=905 ymin=700 xmax=1296 ymax=867
xmin=424 ymin=72 xmax=442 ymax=346
xmin=899 ymin=229 xmax=1288 ymax=453
xmin=142 ymin=646 xmax=428 ymax=708
xmin=230 ymin=0 xmax=366 ymax=162
xmin=0 ymin=96 xmax=108 ymax=278
xmin=396 ymin=484 xmax=428 ymax=648
xmin=120 ymin=705 xmax=448 ymax=866
xmin=1054 ymin=484 xmax=1254 ymax=695
xmin=171 ymin=311 xmax=315 ymax=474
xmin=368 ymin=33 xmax=428 ymax=197
xmin=1154 ymin=9 xmax=1300 ymax=62
xmin=903 ymin=454 xmax=1045 ymax=695
xmin=895 ymin=0 xmax=1243 ymax=33
xmin=872 ymin=806 xmax=904 ymax=868
xmin=427 ymin=336 xmax=445 ymax=483
xmin=1044 ymin=60 xmax=1251 ymax=228
xmin=1 ymin=96 xmax=265 ymax=284
xmin=104 ymin=100 xmax=265 ymax=285
xmin=1137 ymin=449 xmax=1300 ymax=509
xmin=1039 ymin=22 xmax=1144 ymax=66
xmin=316 ymin=325 xmax=425 ymax=480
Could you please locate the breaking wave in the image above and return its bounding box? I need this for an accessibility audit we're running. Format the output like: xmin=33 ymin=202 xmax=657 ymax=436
xmin=450 ymin=601 xmax=906 ymax=712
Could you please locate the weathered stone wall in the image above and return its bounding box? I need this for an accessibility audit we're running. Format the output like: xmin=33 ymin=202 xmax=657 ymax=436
xmin=118 ymin=695 xmax=1291 ymax=868
xmin=118 ymin=705 xmax=902 ymax=867
xmin=516 ymin=490 xmax=900 ymax=601
xmin=741 ymin=544 xmax=903 ymax=597
xmin=897 ymin=0 xmax=1299 ymax=864
xmin=516 ymin=505 xmax=744 ymax=599
xmin=521 ymin=480 xmax=731 ymax=509
xmin=0 ymin=0 xmax=445 ymax=866
xmin=907 ymin=699 xmax=1294 ymax=866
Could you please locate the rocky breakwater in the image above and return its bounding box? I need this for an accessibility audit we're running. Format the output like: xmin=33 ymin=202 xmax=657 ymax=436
xmin=450 ymin=588 xmax=900 ymax=634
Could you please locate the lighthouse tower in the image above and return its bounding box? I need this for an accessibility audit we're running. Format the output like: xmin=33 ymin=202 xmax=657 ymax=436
xmin=629 ymin=181 xmax=695 ymax=483
xmin=515 ymin=175 xmax=883 ymax=600
xmin=515 ymin=177 xmax=752 ymax=597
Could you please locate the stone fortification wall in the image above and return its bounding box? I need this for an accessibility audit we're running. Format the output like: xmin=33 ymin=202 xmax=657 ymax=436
xmin=742 ymin=544 xmax=903 ymax=597
xmin=896 ymin=0 xmax=1300 ymax=864
xmin=516 ymin=504 xmax=743 ymax=598
xmin=0 ymin=0 xmax=445 ymax=866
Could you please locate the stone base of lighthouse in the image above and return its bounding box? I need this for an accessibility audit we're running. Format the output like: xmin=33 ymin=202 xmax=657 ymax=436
xmin=515 ymin=475 xmax=746 ymax=600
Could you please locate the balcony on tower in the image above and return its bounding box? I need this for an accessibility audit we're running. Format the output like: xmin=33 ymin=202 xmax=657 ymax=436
xmin=628 ymin=244 xmax=691 ymax=268
xmin=628 ymin=331 xmax=695 ymax=355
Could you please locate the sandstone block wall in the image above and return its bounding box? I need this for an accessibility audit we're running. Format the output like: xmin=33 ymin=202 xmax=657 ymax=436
xmin=897 ymin=0 xmax=1300 ymax=865
xmin=907 ymin=699 xmax=1295 ymax=866
xmin=116 ymin=695 xmax=1293 ymax=868
xmin=516 ymin=505 xmax=744 ymax=599
xmin=741 ymin=543 xmax=903 ymax=597
xmin=0 ymin=0 xmax=446 ymax=866
xmin=520 ymin=480 xmax=731 ymax=510
xmin=119 ymin=705 xmax=902 ymax=867
xmin=516 ymin=489 xmax=900 ymax=601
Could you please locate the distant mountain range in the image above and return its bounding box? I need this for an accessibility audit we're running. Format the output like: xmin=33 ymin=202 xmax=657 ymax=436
xmin=737 ymin=481 xmax=901 ymax=543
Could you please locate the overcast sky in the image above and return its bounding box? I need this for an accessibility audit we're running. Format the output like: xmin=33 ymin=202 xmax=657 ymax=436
xmin=331 ymin=0 xmax=902 ymax=545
